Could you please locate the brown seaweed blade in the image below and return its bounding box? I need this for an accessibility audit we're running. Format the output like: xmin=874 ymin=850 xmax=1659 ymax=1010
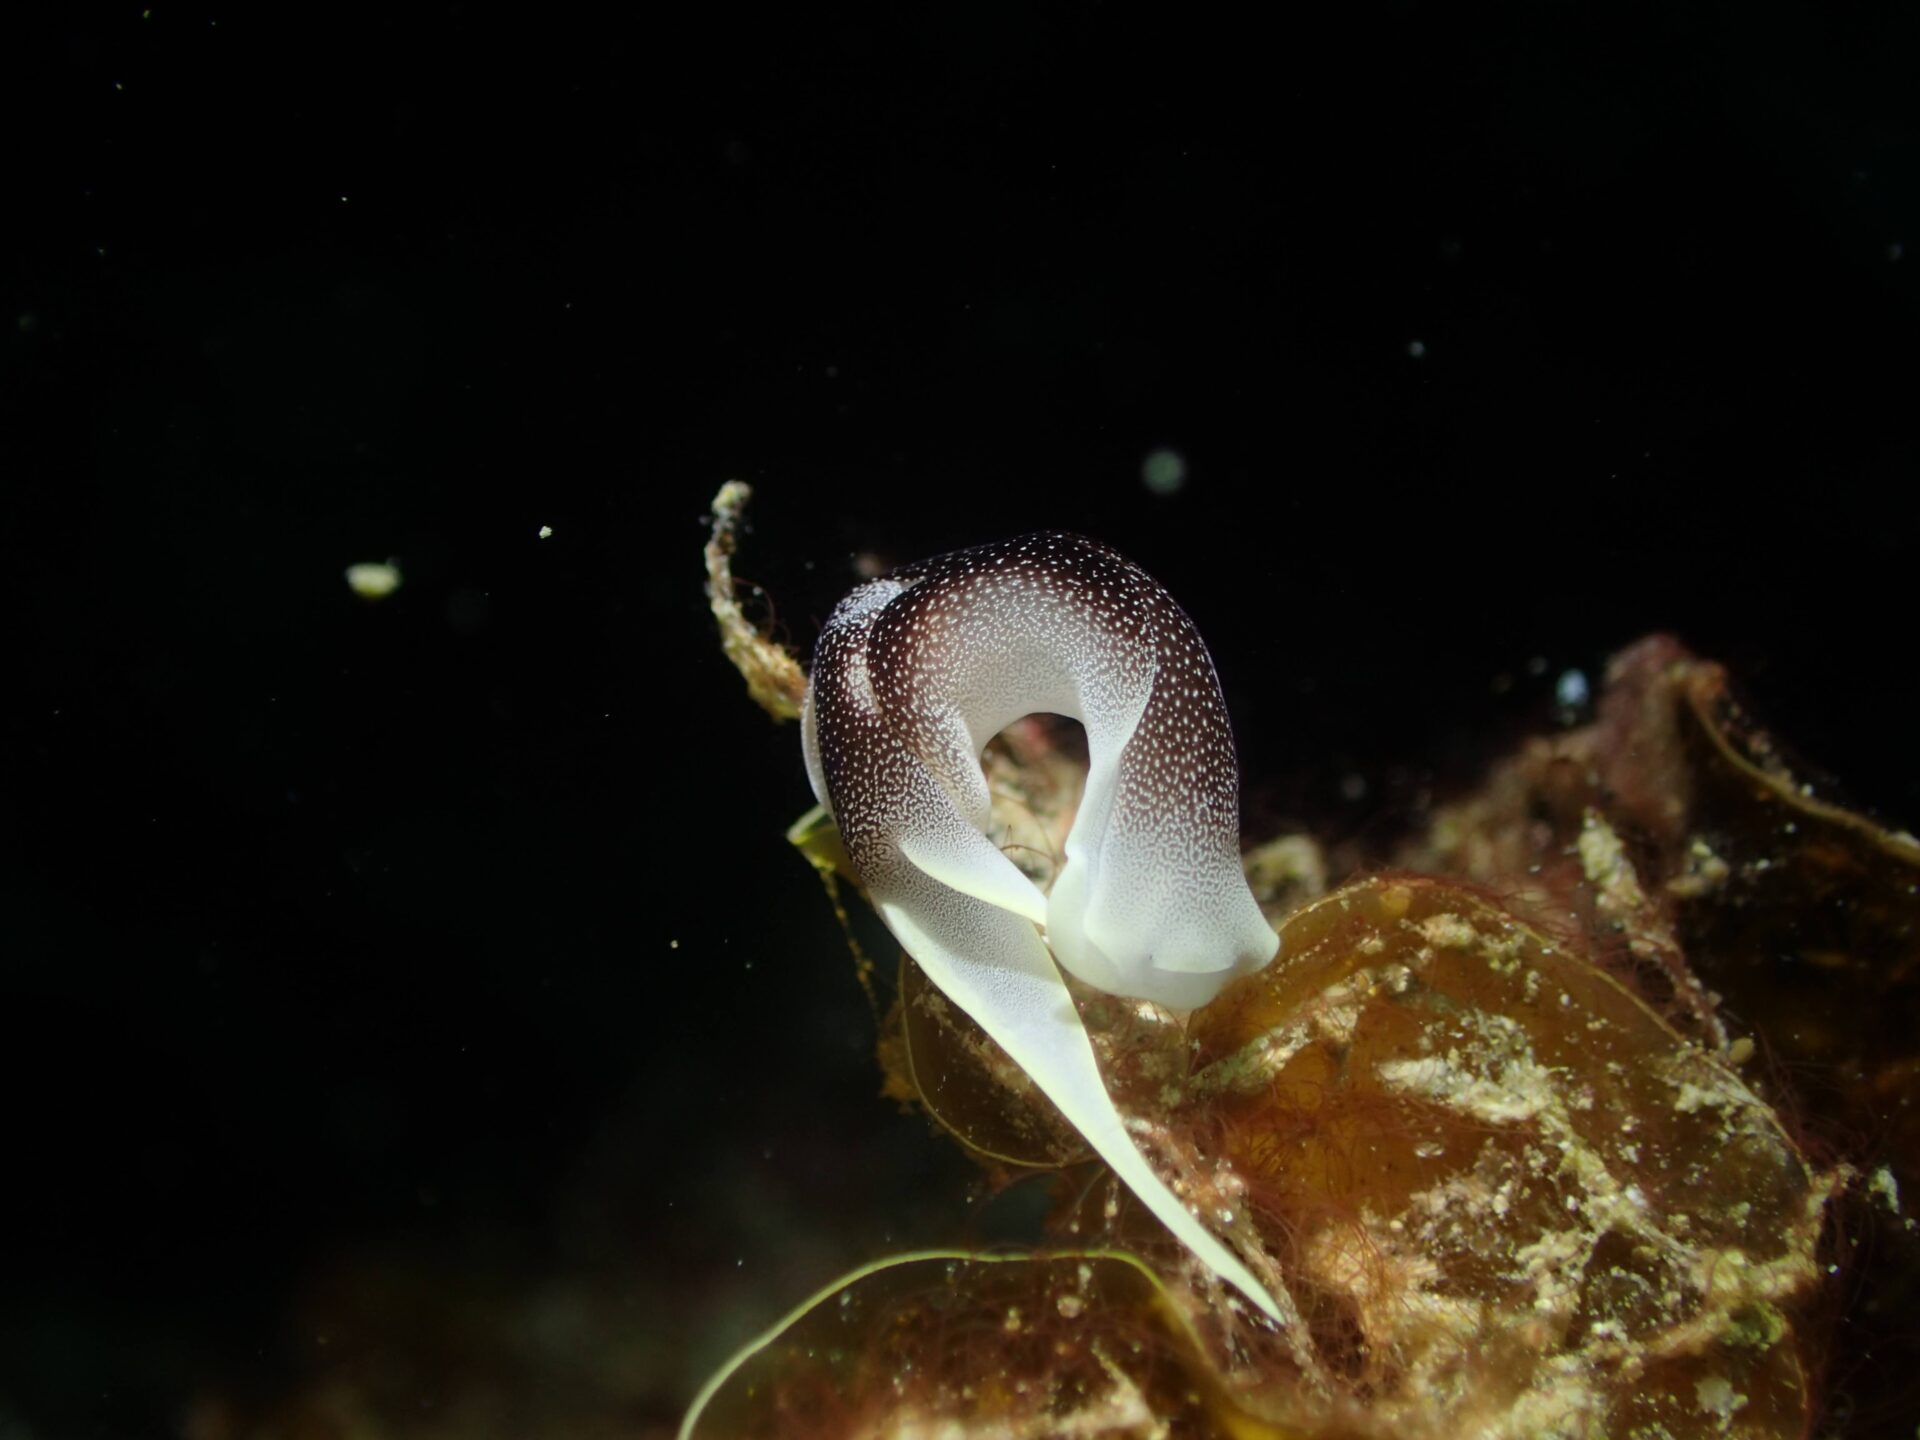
xmin=678 ymin=1250 xmax=1301 ymax=1440
xmin=1670 ymin=659 xmax=1920 ymax=1155
xmin=1180 ymin=876 xmax=1832 ymax=1438
xmin=892 ymin=951 xmax=1094 ymax=1168
xmin=1399 ymin=637 xmax=1920 ymax=1430
xmin=756 ymin=872 xmax=1834 ymax=1438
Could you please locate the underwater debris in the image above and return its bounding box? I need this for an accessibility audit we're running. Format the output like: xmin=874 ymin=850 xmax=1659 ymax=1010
xmin=344 ymin=558 xmax=402 ymax=600
xmin=705 ymin=481 xmax=807 ymax=722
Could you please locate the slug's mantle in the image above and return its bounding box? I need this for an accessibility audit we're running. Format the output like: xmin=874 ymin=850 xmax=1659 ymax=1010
xmin=801 ymin=531 xmax=1282 ymax=1319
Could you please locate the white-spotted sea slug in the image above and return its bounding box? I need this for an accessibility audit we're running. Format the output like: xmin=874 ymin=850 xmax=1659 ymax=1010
xmin=802 ymin=531 xmax=1283 ymax=1319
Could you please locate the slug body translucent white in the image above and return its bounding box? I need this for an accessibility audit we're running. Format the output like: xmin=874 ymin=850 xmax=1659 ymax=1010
xmin=802 ymin=532 xmax=1281 ymax=1319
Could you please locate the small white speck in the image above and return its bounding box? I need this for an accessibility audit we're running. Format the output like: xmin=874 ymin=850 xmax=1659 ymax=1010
xmin=1870 ymin=1165 xmax=1902 ymax=1215
xmin=1407 ymin=339 xmax=1427 ymax=358
xmin=538 ymin=524 xmax=553 ymax=539
xmin=1555 ymin=668 xmax=1589 ymax=708
xmin=345 ymin=560 xmax=402 ymax=600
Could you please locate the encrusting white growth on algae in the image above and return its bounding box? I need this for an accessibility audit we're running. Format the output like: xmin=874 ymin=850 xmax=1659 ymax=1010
xmin=802 ymin=531 xmax=1283 ymax=1320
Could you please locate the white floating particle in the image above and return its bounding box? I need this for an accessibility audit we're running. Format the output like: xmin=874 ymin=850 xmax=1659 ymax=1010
xmin=1555 ymin=668 xmax=1590 ymax=708
xmin=538 ymin=524 xmax=553 ymax=539
xmin=1407 ymin=339 xmax=1427 ymax=358
xmin=345 ymin=561 xmax=402 ymax=600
